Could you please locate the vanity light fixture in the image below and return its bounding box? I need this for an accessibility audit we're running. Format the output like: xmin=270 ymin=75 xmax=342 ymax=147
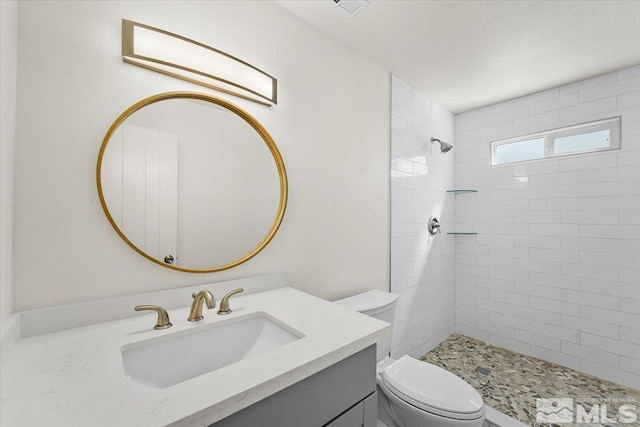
xmin=121 ymin=19 xmax=277 ymax=106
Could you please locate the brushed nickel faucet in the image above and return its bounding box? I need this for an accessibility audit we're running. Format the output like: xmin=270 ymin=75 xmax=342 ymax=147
xmin=218 ymin=288 xmax=244 ymax=315
xmin=188 ymin=290 xmax=216 ymax=321
xmin=134 ymin=305 xmax=172 ymax=330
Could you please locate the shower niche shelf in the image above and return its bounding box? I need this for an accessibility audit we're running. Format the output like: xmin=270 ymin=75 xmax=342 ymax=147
xmin=447 ymin=232 xmax=478 ymax=235
xmin=446 ymin=189 xmax=478 ymax=194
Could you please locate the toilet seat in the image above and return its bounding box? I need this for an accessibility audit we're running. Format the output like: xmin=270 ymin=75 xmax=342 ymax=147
xmin=381 ymin=355 xmax=485 ymax=421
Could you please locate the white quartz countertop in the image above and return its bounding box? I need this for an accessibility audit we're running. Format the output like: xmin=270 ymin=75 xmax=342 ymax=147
xmin=0 ymin=287 xmax=390 ymax=427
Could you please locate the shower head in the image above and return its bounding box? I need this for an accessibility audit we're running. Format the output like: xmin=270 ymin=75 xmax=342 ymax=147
xmin=431 ymin=137 xmax=453 ymax=153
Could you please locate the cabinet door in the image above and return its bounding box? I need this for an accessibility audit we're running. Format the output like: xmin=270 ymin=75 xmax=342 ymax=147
xmin=324 ymin=401 xmax=363 ymax=427
xmin=363 ymin=391 xmax=378 ymax=427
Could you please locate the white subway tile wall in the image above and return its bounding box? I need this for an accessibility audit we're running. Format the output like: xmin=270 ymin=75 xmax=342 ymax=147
xmin=390 ymin=75 xmax=456 ymax=359
xmin=454 ymin=65 xmax=640 ymax=390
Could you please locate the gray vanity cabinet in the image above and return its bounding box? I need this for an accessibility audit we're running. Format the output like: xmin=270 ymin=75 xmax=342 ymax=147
xmin=211 ymin=345 xmax=377 ymax=427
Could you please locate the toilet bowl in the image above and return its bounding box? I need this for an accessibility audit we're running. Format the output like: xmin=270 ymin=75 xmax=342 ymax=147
xmin=335 ymin=290 xmax=485 ymax=427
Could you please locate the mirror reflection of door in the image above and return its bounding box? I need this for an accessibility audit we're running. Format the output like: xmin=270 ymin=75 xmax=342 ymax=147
xmin=101 ymin=124 xmax=179 ymax=265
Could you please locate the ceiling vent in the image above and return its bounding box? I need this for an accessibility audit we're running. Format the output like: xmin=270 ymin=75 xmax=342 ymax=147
xmin=332 ymin=0 xmax=370 ymax=17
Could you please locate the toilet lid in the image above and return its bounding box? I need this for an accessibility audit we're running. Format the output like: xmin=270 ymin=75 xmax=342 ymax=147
xmin=334 ymin=290 xmax=398 ymax=316
xmin=382 ymin=356 xmax=484 ymax=420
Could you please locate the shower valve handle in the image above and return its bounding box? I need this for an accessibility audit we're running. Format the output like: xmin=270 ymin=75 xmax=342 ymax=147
xmin=428 ymin=217 xmax=441 ymax=235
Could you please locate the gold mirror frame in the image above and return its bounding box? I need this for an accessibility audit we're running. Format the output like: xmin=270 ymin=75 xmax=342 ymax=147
xmin=96 ymin=92 xmax=287 ymax=273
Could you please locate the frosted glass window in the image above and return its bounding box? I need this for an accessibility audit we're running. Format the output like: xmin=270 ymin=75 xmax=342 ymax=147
xmin=552 ymin=130 xmax=610 ymax=154
xmin=491 ymin=117 xmax=620 ymax=166
xmin=495 ymin=137 xmax=545 ymax=165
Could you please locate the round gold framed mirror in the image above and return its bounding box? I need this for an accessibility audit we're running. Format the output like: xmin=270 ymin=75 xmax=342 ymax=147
xmin=96 ymin=92 xmax=287 ymax=272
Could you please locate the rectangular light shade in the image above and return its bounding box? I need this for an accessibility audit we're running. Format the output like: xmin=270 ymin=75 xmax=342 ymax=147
xmin=122 ymin=19 xmax=277 ymax=106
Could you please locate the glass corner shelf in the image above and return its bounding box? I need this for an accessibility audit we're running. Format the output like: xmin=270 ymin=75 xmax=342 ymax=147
xmin=446 ymin=189 xmax=478 ymax=193
xmin=446 ymin=232 xmax=478 ymax=235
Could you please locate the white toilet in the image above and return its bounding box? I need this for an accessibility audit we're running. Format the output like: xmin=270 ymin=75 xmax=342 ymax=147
xmin=335 ymin=290 xmax=485 ymax=427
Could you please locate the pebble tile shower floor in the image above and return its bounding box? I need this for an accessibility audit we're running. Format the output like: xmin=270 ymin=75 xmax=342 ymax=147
xmin=420 ymin=333 xmax=640 ymax=426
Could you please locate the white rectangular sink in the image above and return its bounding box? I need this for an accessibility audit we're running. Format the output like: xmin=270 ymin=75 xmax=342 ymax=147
xmin=121 ymin=312 xmax=303 ymax=395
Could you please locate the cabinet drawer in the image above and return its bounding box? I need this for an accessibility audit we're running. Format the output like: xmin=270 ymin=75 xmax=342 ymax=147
xmin=325 ymin=391 xmax=377 ymax=427
xmin=325 ymin=401 xmax=363 ymax=427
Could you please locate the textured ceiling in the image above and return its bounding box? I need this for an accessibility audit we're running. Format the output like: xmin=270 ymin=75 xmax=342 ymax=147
xmin=276 ymin=0 xmax=640 ymax=113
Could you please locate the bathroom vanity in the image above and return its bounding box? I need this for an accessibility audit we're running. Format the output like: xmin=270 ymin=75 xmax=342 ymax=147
xmin=0 ymin=276 xmax=389 ymax=427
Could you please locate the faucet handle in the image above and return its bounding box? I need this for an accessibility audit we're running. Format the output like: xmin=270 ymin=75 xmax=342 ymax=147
xmin=218 ymin=288 xmax=244 ymax=315
xmin=135 ymin=305 xmax=172 ymax=330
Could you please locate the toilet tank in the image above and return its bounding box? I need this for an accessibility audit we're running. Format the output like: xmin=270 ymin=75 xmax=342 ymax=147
xmin=334 ymin=290 xmax=398 ymax=360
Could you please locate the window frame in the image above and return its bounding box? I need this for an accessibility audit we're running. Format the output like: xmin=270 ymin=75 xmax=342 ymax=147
xmin=490 ymin=116 xmax=621 ymax=166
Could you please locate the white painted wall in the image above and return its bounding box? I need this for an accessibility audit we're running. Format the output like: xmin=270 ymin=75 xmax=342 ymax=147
xmin=1 ymin=0 xmax=18 ymax=322
xmin=390 ymin=76 xmax=456 ymax=359
xmin=13 ymin=1 xmax=390 ymax=311
xmin=454 ymin=66 xmax=640 ymax=389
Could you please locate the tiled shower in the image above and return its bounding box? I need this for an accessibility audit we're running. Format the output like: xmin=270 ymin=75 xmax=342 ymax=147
xmin=391 ymin=66 xmax=640 ymax=390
